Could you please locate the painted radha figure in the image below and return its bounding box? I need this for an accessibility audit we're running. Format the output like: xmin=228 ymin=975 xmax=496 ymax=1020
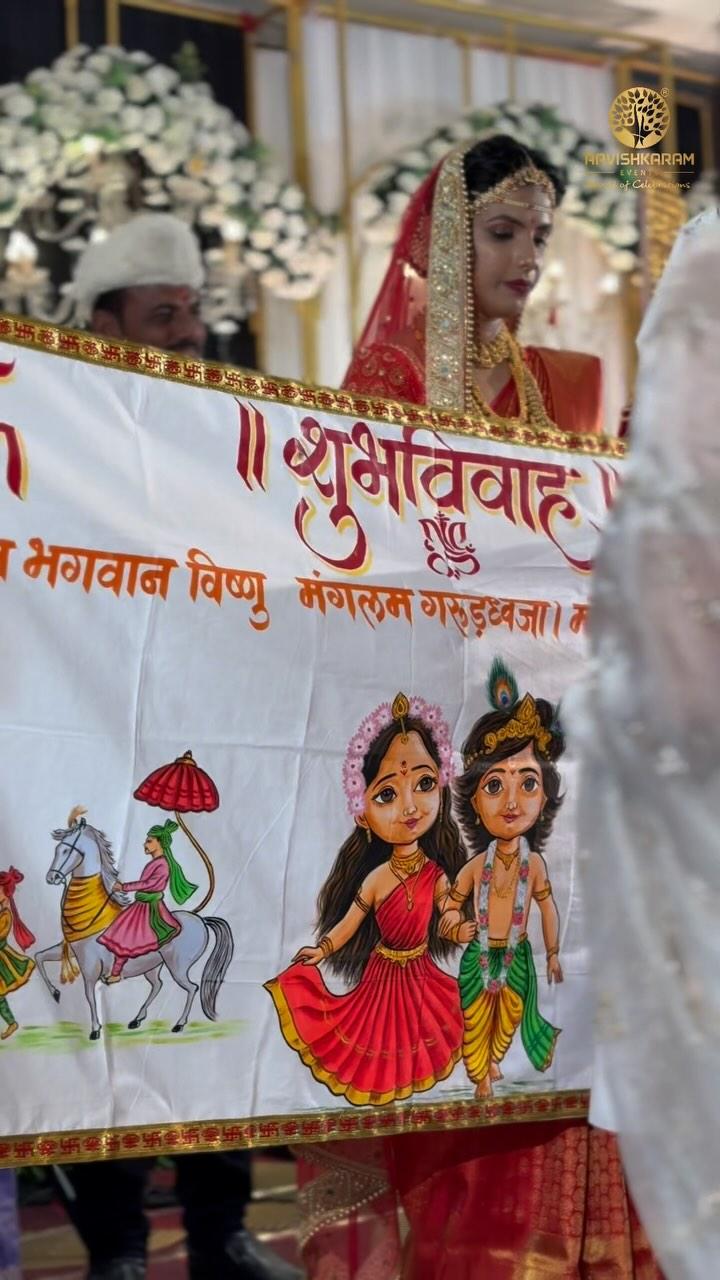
xmin=100 ymin=820 xmax=197 ymax=982
xmin=0 ymin=867 xmax=35 ymax=1041
xmin=440 ymin=660 xmax=564 ymax=1099
xmin=265 ymin=694 xmax=465 ymax=1106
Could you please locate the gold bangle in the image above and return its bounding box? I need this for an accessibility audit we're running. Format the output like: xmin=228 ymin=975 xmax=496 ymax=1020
xmin=318 ymin=935 xmax=334 ymax=958
xmin=449 ymin=886 xmax=466 ymax=905
xmin=546 ymin=946 xmax=559 ymax=960
xmin=354 ymin=892 xmax=370 ymax=915
xmin=450 ymin=922 xmax=462 ymax=944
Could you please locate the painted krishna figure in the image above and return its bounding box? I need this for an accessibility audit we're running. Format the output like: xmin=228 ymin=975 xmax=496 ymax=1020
xmin=293 ymin=135 xmax=663 ymax=1280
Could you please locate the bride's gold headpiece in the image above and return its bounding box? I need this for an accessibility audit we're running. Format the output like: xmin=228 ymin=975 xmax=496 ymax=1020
xmin=470 ymin=164 xmax=557 ymax=214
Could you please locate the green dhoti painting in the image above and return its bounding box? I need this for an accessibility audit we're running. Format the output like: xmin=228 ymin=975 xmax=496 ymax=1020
xmin=458 ymin=938 xmax=560 ymax=1084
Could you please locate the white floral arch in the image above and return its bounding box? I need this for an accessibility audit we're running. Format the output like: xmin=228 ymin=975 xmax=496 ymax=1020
xmin=0 ymin=43 xmax=336 ymax=330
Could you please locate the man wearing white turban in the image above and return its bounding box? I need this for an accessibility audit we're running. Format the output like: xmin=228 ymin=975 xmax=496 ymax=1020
xmin=72 ymin=212 xmax=206 ymax=358
xmin=571 ymin=205 xmax=720 ymax=1280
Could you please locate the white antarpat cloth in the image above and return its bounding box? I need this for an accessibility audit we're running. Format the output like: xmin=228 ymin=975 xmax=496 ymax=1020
xmin=569 ymin=207 xmax=720 ymax=1280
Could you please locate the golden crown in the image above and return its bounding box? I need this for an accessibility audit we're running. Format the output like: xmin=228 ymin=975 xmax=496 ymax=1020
xmin=464 ymin=693 xmax=553 ymax=767
xmin=470 ymin=165 xmax=557 ymax=214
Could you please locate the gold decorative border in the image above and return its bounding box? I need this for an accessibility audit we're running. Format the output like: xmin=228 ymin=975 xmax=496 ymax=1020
xmin=0 ymin=1090 xmax=589 ymax=1168
xmin=0 ymin=315 xmax=625 ymax=459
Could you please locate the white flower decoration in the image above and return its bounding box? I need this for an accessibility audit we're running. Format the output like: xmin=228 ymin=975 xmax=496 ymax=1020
xmin=250 ymin=229 xmax=277 ymax=250
xmin=126 ymin=75 xmax=152 ymax=104
xmin=274 ymin=237 xmax=301 ymax=261
xmin=397 ymin=170 xmax=423 ymax=194
xmin=235 ymin=159 xmax=258 ymax=184
xmin=199 ymin=204 xmax=227 ymax=227
xmin=260 ymin=207 xmax=286 ymax=231
xmin=285 ymin=213 xmax=308 ymax=238
xmin=218 ymin=181 xmax=243 ymax=206
xmin=607 ymin=223 xmax=639 ymax=248
xmin=254 ymin=179 xmax=281 ymax=207
xmin=206 ymin=158 xmax=235 ymax=187
xmin=142 ymin=143 xmax=182 ymax=176
xmin=279 ymin=184 xmax=305 ymax=212
xmin=146 ymin=65 xmax=179 ymax=97
xmin=0 ymin=43 xmax=335 ymax=304
xmin=74 ymin=70 xmax=101 ymax=94
xmin=389 ymin=191 xmax=410 ymax=215
xmin=260 ymin=267 xmax=290 ymax=290
xmin=167 ymin=175 xmax=209 ymax=204
xmin=120 ymin=105 xmax=144 ymax=132
xmin=143 ymin=105 xmax=165 ymax=137
xmin=245 ymin=249 xmax=271 ymax=270
xmin=4 ymin=93 xmax=36 ymax=120
xmin=86 ymin=53 xmax=112 ymax=74
xmin=97 ymin=88 xmax=124 ymax=114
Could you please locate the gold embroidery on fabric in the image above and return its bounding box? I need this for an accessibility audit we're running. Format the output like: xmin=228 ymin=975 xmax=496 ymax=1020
xmin=292 ymin=1141 xmax=392 ymax=1249
xmin=0 ymin=315 xmax=625 ymax=458
xmin=375 ymin=940 xmax=428 ymax=966
xmin=0 ymin=1087 xmax=590 ymax=1168
xmin=426 ymin=148 xmax=471 ymax=411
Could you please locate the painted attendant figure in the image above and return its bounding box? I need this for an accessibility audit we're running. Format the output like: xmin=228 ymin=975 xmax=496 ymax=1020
xmin=0 ymin=867 xmax=35 ymax=1040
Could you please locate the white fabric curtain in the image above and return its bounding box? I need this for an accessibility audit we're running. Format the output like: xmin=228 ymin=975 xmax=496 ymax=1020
xmin=252 ymin=46 xmax=303 ymax=383
xmin=307 ymin=17 xmax=464 ymax=390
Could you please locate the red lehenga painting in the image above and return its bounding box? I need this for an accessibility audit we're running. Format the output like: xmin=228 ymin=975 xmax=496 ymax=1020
xmin=266 ymin=694 xmax=465 ymax=1107
xmin=292 ymin=134 xmax=664 ymax=1280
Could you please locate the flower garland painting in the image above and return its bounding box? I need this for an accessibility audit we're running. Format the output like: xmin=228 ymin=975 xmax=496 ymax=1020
xmin=0 ymin=44 xmax=335 ymax=306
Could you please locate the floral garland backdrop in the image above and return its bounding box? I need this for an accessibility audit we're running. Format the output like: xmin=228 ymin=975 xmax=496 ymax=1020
xmin=0 ymin=44 xmax=335 ymax=326
xmin=356 ymin=103 xmax=640 ymax=276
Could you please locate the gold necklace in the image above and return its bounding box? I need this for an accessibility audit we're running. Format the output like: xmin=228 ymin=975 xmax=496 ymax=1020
xmin=495 ymin=847 xmax=519 ymax=871
xmin=475 ymin=325 xmax=512 ymax=369
xmin=470 ymin=329 xmax=557 ymax=434
xmin=390 ymin=849 xmax=425 ymax=877
xmin=389 ymin=851 xmax=426 ymax=911
xmin=491 ymin=863 xmax=519 ymax=900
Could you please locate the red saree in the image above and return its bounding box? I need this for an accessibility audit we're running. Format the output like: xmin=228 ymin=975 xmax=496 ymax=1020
xmin=296 ymin=149 xmax=659 ymax=1280
xmin=346 ymin=338 xmax=603 ymax=436
xmin=266 ymin=862 xmax=462 ymax=1106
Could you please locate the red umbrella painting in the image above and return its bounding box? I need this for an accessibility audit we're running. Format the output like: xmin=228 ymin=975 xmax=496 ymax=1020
xmin=134 ymin=750 xmax=219 ymax=912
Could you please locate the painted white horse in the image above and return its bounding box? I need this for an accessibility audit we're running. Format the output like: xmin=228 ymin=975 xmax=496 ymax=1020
xmin=35 ymin=819 xmax=233 ymax=1040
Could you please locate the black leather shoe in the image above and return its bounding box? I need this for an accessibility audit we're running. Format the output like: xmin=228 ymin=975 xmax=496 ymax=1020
xmin=87 ymin=1261 xmax=146 ymax=1280
xmin=189 ymin=1229 xmax=304 ymax=1279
